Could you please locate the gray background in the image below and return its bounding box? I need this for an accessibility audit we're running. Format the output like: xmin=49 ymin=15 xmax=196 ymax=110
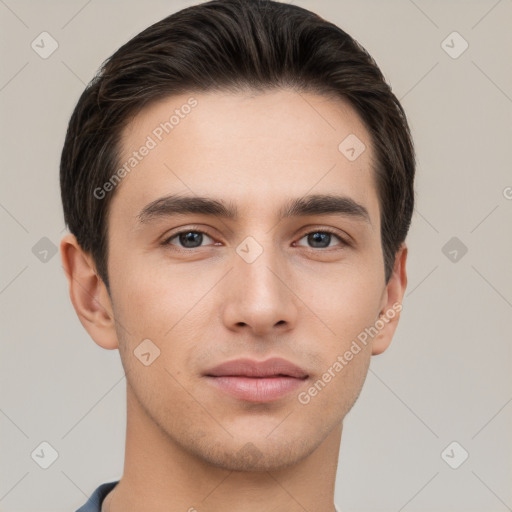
xmin=1 ymin=0 xmax=511 ymax=511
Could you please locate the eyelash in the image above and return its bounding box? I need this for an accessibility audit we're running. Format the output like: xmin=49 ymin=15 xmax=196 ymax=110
xmin=161 ymin=225 xmax=350 ymax=250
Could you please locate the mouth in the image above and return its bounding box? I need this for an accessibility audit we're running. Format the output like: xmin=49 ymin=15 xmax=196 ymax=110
xmin=204 ymin=357 xmax=309 ymax=403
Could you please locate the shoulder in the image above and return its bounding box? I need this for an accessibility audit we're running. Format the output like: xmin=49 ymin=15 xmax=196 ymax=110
xmin=74 ymin=481 xmax=119 ymax=512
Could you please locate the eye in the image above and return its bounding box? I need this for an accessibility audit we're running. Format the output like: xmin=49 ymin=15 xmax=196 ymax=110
xmin=164 ymin=229 xmax=215 ymax=249
xmin=295 ymin=230 xmax=348 ymax=249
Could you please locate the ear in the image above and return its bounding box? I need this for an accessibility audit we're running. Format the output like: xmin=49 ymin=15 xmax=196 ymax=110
xmin=60 ymin=233 xmax=119 ymax=350
xmin=371 ymin=243 xmax=408 ymax=356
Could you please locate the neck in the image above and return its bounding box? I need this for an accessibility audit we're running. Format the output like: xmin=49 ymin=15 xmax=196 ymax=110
xmin=108 ymin=383 xmax=342 ymax=512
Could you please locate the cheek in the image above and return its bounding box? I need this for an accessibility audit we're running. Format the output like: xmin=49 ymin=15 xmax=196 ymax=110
xmin=292 ymin=260 xmax=382 ymax=409
xmin=108 ymin=256 xmax=222 ymax=383
xmin=109 ymin=253 xmax=201 ymax=335
xmin=295 ymin=261 xmax=384 ymax=339
xmin=295 ymin=334 xmax=373 ymax=429
xmin=110 ymin=264 xmax=205 ymax=409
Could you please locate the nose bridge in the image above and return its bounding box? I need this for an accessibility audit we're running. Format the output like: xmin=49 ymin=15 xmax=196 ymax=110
xmin=223 ymin=231 xmax=297 ymax=334
xmin=235 ymin=232 xmax=286 ymax=300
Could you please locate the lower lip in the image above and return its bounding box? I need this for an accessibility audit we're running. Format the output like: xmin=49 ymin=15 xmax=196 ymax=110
xmin=205 ymin=376 xmax=307 ymax=402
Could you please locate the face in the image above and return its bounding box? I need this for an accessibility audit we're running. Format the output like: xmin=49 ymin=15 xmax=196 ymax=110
xmin=103 ymin=89 xmax=403 ymax=471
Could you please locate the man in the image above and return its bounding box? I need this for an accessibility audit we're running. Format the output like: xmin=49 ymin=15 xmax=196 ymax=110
xmin=60 ymin=0 xmax=414 ymax=510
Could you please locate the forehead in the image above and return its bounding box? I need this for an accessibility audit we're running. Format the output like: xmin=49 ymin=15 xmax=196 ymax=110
xmin=110 ymin=89 xmax=379 ymax=227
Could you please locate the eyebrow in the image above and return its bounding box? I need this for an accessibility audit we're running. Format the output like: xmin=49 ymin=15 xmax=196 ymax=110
xmin=137 ymin=193 xmax=371 ymax=225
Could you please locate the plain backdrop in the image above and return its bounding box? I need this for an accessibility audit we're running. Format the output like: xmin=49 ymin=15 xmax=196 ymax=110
xmin=0 ymin=1 xmax=511 ymax=511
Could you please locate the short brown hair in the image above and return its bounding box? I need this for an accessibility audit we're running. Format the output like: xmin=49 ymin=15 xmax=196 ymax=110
xmin=60 ymin=0 xmax=415 ymax=290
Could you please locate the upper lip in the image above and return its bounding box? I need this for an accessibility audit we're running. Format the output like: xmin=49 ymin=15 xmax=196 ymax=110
xmin=205 ymin=357 xmax=308 ymax=379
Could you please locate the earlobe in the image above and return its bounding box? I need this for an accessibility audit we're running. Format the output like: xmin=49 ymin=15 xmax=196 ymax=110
xmin=60 ymin=233 xmax=119 ymax=350
xmin=371 ymin=243 xmax=408 ymax=356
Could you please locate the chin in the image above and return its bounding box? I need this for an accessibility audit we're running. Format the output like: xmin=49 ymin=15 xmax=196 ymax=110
xmin=186 ymin=430 xmax=321 ymax=473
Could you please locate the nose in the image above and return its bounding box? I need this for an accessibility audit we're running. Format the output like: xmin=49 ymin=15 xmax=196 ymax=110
xmin=221 ymin=240 xmax=299 ymax=337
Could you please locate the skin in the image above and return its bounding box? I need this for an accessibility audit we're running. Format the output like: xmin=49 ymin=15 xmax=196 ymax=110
xmin=61 ymin=89 xmax=407 ymax=512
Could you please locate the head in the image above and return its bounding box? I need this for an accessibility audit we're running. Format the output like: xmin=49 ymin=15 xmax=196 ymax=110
xmin=60 ymin=0 xmax=414 ymax=472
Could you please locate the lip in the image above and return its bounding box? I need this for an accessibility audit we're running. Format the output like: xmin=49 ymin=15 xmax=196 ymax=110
xmin=204 ymin=357 xmax=309 ymax=403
